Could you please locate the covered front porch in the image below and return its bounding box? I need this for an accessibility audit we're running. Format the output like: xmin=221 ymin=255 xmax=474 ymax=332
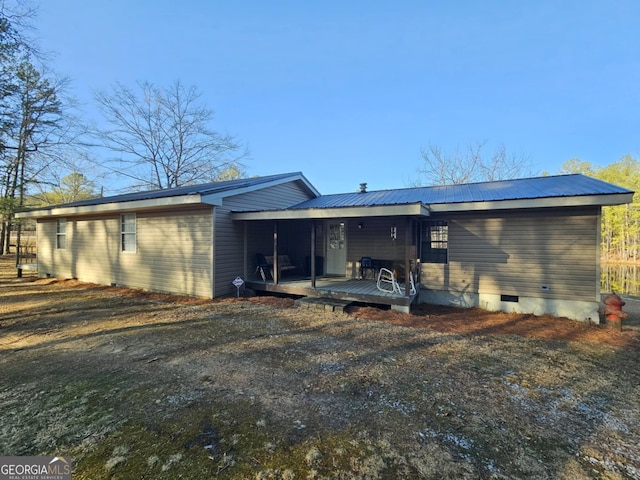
xmin=233 ymin=202 xmax=429 ymax=311
xmin=245 ymin=275 xmax=418 ymax=311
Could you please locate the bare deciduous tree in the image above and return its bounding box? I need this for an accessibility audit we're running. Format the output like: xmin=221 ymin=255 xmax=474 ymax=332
xmin=414 ymin=140 xmax=533 ymax=186
xmin=94 ymin=80 xmax=246 ymax=190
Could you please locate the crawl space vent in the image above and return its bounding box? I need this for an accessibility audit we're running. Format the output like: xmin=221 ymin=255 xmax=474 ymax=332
xmin=500 ymin=294 xmax=519 ymax=303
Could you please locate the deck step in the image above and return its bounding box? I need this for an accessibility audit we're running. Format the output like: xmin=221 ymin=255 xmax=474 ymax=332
xmin=295 ymin=297 xmax=353 ymax=313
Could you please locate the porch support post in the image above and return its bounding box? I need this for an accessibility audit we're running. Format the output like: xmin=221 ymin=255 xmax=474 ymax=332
xmin=404 ymin=216 xmax=411 ymax=297
xmin=273 ymin=221 xmax=279 ymax=285
xmin=310 ymin=221 xmax=316 ymax=288
xmin=243 ymin=221 xmax=248 ymax=280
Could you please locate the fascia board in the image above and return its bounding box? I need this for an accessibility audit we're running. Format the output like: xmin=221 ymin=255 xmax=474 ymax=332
xmin=15 ymin=195 xmax=204 ymax=218
xmin=232 ymin=203 xmax=430 ymax=220
xmin=428 ymin=193 xmax=634 ymax=213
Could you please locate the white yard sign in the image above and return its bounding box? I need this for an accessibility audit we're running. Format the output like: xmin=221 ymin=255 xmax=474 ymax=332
xmin=232 ymin=276 xmax=244 ymax=297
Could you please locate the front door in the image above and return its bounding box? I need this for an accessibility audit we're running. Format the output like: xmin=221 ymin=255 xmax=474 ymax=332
xmin=326 ymin=221 xmax=346 ymax=276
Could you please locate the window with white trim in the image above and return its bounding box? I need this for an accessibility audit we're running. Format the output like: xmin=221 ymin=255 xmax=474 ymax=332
xmin=121 ymin=214 xmax=136 ymax=252
xmin=56 ymin=218 xmax=67 ymax=249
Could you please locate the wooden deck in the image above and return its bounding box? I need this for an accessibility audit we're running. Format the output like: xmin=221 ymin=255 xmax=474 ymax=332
xmin=245 ymin=276 xmax=418 ymax=310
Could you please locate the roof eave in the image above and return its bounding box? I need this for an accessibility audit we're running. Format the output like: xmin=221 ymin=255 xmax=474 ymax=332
xmin=15 ymin=195 xmax=205 ymax=218
xmin=232 ymin=203 xmax=430 ymax=220
xmin=15 ymin=172 xmax=320 ymax=219
xmin=428 ymin=192 xmax=634 ymax=213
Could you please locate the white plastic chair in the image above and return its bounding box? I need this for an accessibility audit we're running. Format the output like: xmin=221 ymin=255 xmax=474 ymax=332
xmin=377 ymin=268 xmax=402 ymax=294
xmin=409 ymin=270 xmax=417 ymax=295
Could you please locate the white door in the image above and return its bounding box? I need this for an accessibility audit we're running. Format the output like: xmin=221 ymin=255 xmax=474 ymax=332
xmin=326 ymin=221 xmax=346 ymax=276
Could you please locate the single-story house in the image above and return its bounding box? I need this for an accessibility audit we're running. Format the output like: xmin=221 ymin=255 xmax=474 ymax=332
xmin=15 ymin=172 xmax=633 ymax=322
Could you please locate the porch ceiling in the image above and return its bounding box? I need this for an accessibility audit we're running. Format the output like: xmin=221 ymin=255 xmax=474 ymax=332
xmin=231 ymin=203 xmax=431 ymax=220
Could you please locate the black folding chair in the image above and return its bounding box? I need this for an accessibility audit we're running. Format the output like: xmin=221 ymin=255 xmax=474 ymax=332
xmin=360 ymin=256 xmax=376 ymax=279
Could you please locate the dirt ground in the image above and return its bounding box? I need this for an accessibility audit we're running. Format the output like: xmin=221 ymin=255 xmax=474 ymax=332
xmin=1 ymin=256 xmax=639 ymax=479
xmin=348 ymin=302 xmax=640 ymax=350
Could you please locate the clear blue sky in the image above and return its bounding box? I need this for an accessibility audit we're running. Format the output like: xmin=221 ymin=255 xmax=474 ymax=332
xmin=36 ymin=1 xmax=639 ymax=194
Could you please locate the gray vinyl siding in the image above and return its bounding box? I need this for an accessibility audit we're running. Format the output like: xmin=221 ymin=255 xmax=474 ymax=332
xmin=213 ymin=204 xmax=245 ymax=296
xmin=421 ymin=207 xmax=600 ymax=302
xmin=345 ymin=217 xmax=416 ymax=277
xmin=120 ymin=207 xmax=213 ymax=297
xmin=36 ymin=219 xmax=77 ymax=279
xmin=229 ymin=181 xmax=315 ymax=210
xmin=35 ymin=180 xmax=315 ymax=299
xmin=36 ymin=206 xmax=214 ymax=297
xmin=215 ymin=182 xmax=315 ymax=295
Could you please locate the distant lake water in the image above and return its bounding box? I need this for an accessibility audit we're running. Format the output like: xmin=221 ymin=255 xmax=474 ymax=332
xmin=601 ymin=263 xmax=640 ymax=297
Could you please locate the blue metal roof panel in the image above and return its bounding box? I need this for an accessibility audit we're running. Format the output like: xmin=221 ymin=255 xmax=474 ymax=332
xmin=24 ymin=173 xmax=632 ymax=215
xmin=38 ymin=172 xmax=311 ymax=209
xmin=288 ymin=174 xmax=632 ymax=209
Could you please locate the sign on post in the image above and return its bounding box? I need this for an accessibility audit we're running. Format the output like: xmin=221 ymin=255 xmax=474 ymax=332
xmin=232 ymin=276 xmax=244 ymax=297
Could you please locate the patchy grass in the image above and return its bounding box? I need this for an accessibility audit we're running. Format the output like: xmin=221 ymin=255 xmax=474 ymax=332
xmin=1 ymin=257 xmax=639 ymax=479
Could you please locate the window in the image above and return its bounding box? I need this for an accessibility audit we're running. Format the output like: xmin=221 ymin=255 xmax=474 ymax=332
xmin=421 ymin=220 xmax=448 ymax=264
xmin=121 ymin=214 xmax=136 ymax=252
xmin=329 ymin=222 xmax=345 ymax=250
xmin=56 ymin=218 xmax=67 ymax=249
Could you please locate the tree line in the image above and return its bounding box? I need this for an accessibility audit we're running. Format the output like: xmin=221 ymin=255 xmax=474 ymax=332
xmin=560 ymin=155 xmax=640 ymax=263
xmin=0 ymin=3 xmax=246 ymax=254
xmin=414 ymin=144 xmax=640 ymax=263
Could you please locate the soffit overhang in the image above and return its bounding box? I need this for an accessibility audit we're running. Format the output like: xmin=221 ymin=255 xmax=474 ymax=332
xmin=15 ymin=173 xmax=318 ymax=219
xmin=15 ymin=195 xmax=207 ymax=218
xmin=428 ymin=192 xmax=634 ymax=212
xmin=232 ymin=203 xmax=431 ymax=220
xmin=232 ymin=192 xmax=633 ymax=221
xmin=16 ymin=191 xmax=632 ymax=220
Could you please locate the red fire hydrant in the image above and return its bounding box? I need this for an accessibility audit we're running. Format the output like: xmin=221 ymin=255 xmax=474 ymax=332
xmin=599 ymin=293 xmax=627 ymax=330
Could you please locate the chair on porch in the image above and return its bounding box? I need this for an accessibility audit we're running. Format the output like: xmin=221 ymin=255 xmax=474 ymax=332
xmin=376 ymin=267 xmax=402 ymax=294
xmin=408 ymin=270 xmax=417 ymax=295
xmin=376 ymin=267 xmax=417 ymax=295
xmin=359 ymin=256 xmax=376 ymax=279
xmin=255 ymin=253 xmax=270 ymax=281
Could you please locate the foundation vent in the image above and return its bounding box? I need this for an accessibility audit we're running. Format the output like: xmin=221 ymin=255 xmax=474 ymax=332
xmin=501 ymin=294 xmax=519 ymax=303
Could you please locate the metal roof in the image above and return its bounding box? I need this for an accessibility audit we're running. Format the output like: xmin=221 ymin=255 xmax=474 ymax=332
xmin=26 ymin=172 xmax=317 ymax=210
xmin=288 ymin=174 xmax=633 ymax=210
xmin=18 ymin=173 xmax=634 ymax=221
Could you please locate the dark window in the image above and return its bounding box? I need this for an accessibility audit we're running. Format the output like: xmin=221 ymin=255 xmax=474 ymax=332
xmin=421 ymin=220 xmax=448 ymax=264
